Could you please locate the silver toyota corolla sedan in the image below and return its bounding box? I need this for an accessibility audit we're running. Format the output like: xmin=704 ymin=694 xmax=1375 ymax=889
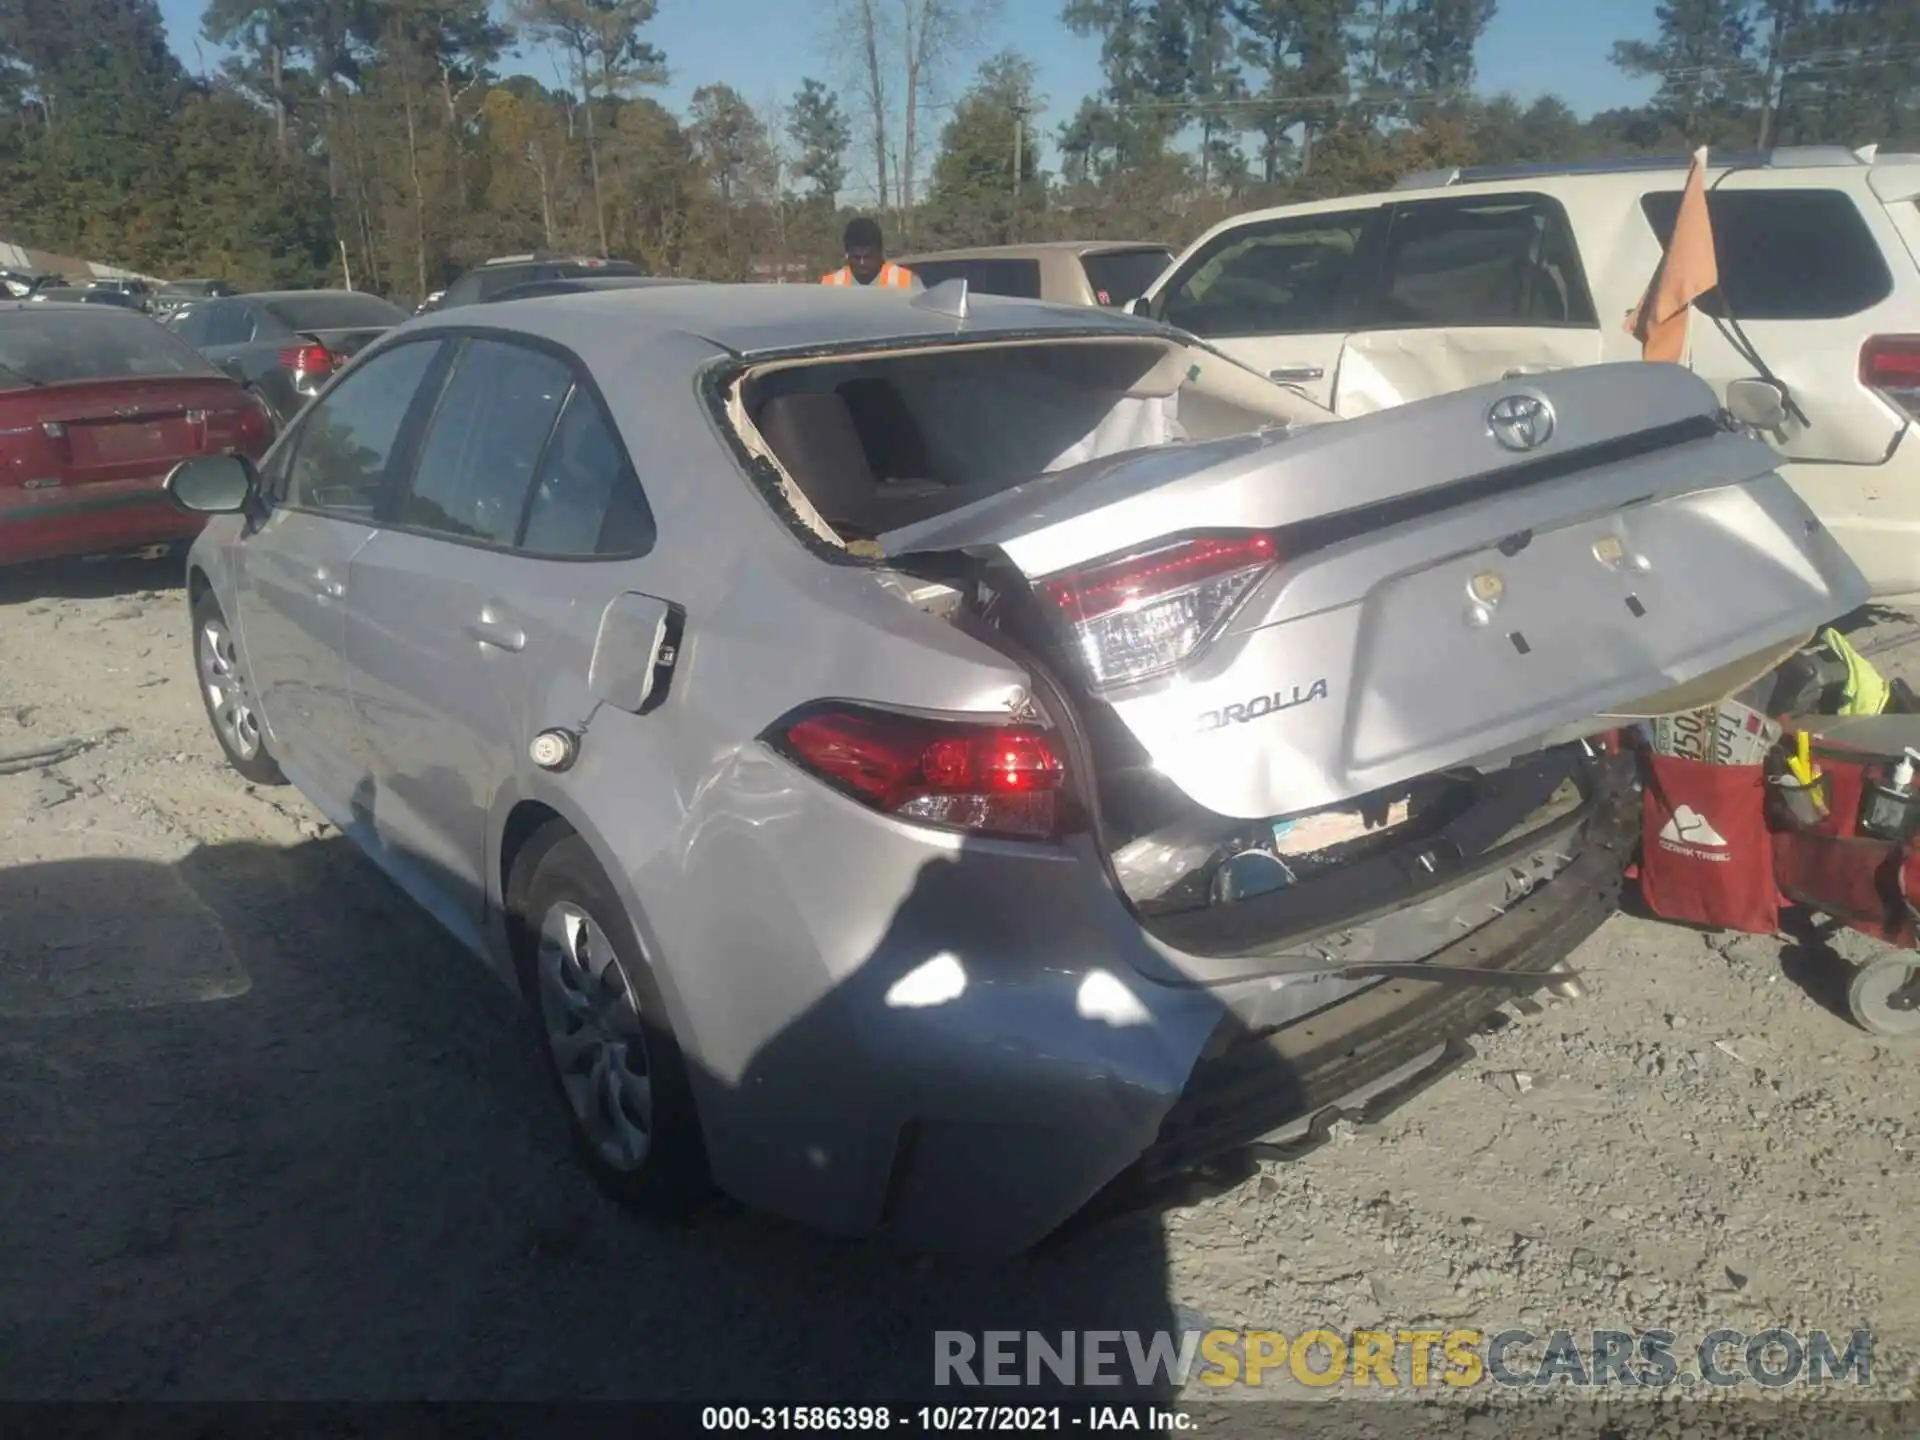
xmin=165 ymin=284 xmax=1866 ymax=1254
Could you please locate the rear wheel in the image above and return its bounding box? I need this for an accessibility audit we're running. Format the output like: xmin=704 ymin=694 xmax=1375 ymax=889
xmin=1848 ymin=956 xmax=1920 ymax=1039
xmin=192 ymin=589 xmax=285 ymax=785
xmin=509 ymin=826 xmax=710 ymax=1216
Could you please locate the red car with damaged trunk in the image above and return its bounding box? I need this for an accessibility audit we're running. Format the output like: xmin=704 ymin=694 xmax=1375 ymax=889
xmin=0 ymin=301 xmax=274 ymax=567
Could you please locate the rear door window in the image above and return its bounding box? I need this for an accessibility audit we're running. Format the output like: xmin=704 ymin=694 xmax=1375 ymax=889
xmin=395 ymin=338 xmax=573 ymax=546
xmin=202 ymin=302 xmax=256 ymax=346
xmin=1080 ymin=248 xmax=1173 ymax=307
xmin=286 ymin=340 xmax=446 ymax=518
xmin=1639 ymin=187 xmax=1893 ymax=320
xmin=168 ymin=306 xmax=212 ymax=347
xmin=520 ymin=387 xmax=657 ymax=556
xmin=1365 ymin=194 xmax=1597 ymax=327
xmin=438 ymin=272 xmax=489 ymax=308
xmin=1158 ymin=209 xmax=1376 ymax=337
xmin=465 ymin=266 xmax=542 ymax=303
xmin=908 ymin=258 xmax=1042 ymax=299
xmin=496 ymin=267 xmax=550 ymax=296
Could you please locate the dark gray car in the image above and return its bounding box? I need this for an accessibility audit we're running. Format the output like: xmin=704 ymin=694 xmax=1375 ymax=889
xmin=483 ymin=275 xmax=703 ymax=304
xmin=152 ymin=279 xmax=238 ymax=321
xmin=165 ymin=289 xmax=409 ymax=427
xmin=423 ymin=256 xmax=647 ymax=313
xmin=30 ymin=287 xmax=143 ymax=310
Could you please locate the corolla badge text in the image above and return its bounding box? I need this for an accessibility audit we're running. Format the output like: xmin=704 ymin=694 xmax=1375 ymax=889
xmin=1196 ymin=679 xmax=1330 ymax=732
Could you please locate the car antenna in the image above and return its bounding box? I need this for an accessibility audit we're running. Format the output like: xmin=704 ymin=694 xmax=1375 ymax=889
xmin=911 ymin=276 xmax=969 ymax=328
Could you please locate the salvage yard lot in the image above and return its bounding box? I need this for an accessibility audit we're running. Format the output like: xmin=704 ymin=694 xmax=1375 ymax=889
xmin=2 ymin=554 xmax=1918 ymax=1421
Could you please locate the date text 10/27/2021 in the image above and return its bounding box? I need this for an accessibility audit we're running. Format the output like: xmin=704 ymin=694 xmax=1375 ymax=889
xmin=700 ymin=1407 xmax=1193 ymax=1432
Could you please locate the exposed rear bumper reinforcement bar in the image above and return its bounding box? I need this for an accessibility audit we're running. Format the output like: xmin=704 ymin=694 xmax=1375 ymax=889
xmin=1249 ymin=1035 xmax=1479 ymax=1162
xmin=1051 ymin=755 xmax=1636 ymax=1244
xmin=1344 ymin=962 xmax=1582 ymax=986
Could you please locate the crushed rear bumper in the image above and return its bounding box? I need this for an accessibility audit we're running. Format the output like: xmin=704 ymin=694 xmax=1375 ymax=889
xmin=0 ymin=487 xmax=204 ymax=566
xmin=1061 ymin=754 xmax=1637 ymax=1234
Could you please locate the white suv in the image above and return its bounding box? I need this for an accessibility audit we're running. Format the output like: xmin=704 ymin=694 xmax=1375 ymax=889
xmin=1138 ymin=145 xmax=1920 ymax=600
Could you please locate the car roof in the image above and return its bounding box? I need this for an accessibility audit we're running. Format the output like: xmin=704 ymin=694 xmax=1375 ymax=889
xmin=1200 ymin=146 xmax=1914 ymax=234
xmin=899 ymin=240 xmax=1170 ymax=262
xmin=409 ymin=282 xmax=1161 ymax=358
xmin=0 ymin=298 xmax=138 ymax=313
xmin=477 ymin=254 xmax=638 ymax=268
xmin=496 ymin=276 xmax=695 ymax=294
xmin=229 ymin=289 xmax=398 ymax=303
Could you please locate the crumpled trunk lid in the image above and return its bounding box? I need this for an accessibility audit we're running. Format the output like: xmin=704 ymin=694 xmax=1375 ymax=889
xmin=882 ymin=363 xmax=1868 ymax=820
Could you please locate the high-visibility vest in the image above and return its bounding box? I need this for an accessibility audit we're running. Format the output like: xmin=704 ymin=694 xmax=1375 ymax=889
xmin=821 ymin=261 xmax=914 ymax=289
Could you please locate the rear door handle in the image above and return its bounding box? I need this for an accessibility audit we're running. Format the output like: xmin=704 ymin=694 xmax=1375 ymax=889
xmin=1268 ymin=365 xmax=1325 ymax=383
xmin=312 ymin=567 xmax=344 ymax=600
xmin=467 ymin=603 xmax=526 ymax=653
xmin=1503 ymin=365 xmax=1555 ymax=379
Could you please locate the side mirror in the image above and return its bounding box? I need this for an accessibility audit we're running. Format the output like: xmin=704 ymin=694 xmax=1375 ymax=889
xmin=1725 ymin=377 xmax=1789 ymax=432
xmin=164 ymin=454 xmax=257 ymax=515
xmin=587 ymin=592 xmax=683 ymax=715
xmin=1125 ymin=296 xmax=1152 ymax=319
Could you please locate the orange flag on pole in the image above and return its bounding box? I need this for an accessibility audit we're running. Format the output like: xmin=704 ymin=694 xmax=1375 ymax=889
xmin=1627 ymin=146 xmax=1720 ymax=364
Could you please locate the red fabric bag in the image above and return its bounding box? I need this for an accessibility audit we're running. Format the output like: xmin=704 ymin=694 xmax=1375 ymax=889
xmin=1639 ymin=752 xmax=1779 ymax=932
xmin=1774 ymin=830 xmax=1912 ymax=943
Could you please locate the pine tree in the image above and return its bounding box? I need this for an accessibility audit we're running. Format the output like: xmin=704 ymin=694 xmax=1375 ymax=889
xmin=1402 ymin=0 xmax=1499 ymax=95
xmin=1230 ymin=0 xmax=1355 ymax=180
xmin=787 ymin=78 xmax=851 ymax=206
xmin=924 ymin=50 xmax=1045 ymax=246
xmin=1610 ymin=0 xmax=1759 ymax=143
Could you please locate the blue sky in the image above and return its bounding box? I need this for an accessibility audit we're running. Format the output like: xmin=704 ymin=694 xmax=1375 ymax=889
xmin=156 ymin=0 xmax=1661 ymax=197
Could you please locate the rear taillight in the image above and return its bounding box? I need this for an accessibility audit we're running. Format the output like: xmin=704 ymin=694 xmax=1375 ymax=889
xmin=278 ymin=342 xmax=335 ymax=382
xmin=770 ymin=704 xmax=1066 ymax=840
xmin=1862 ymin=335 xmax=1920 ymax=422
xmin=1039 ymin=533 xmax=1278 ymax=690
xmin=237 ymin=392 xmax=273 ymax=446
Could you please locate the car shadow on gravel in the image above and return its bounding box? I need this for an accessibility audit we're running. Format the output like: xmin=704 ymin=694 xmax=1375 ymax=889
xmin=1773 ymin=912 xmax=1870 ymax=1029
xmin=0 ymin=833 xmax=1281 ymax=1403
xmin=0 ymin=548 xmax=185 ymax=603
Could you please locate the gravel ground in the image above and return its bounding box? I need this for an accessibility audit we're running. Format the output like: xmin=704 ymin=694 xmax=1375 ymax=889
xmin=1 ymin=553 xmax=1917 ymax=1432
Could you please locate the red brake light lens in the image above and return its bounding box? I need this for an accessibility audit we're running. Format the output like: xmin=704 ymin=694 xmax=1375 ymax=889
xmin=278 ymin=343 xmax=335 ymax=378
xmin=774 ymin=706 xmax=1065 ymax=840
xmin=1039 ymin=533 xmax=1279 ymax=690
xmin=237 ymin=392 xmax=273 ymax=444
xmin=1863 ymin=336 xmax=1920 ymax=421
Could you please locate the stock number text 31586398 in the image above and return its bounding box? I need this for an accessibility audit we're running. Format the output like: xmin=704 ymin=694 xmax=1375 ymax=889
xmin=701 ymin=1405 xmax=1082 ymax=1431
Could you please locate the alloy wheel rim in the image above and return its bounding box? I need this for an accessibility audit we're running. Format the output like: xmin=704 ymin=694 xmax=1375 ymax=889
xmin=536 ymin=901 xmax=654 ymax=1172
xmin=198 ymin=618 xmax=261 ymax=760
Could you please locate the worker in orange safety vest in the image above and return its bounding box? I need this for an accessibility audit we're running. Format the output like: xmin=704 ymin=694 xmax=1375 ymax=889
xmin=821 ymin=217 xmax=916 ymax=289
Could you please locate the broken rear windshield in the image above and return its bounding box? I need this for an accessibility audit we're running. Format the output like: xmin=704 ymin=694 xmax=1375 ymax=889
xmin=0 ymin=309 xmax=220 ymax=389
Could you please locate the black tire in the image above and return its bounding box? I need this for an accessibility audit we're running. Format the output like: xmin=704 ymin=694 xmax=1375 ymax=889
xmin=190 ymin=588 xmax=286 ymax=785
xmin=508 ymin=825 xmax=710 ymax=1217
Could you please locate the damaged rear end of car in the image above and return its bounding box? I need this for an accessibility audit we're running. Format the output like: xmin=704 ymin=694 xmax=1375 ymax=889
xmin=706 ymin=316 xmax=1865 ymax=1242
